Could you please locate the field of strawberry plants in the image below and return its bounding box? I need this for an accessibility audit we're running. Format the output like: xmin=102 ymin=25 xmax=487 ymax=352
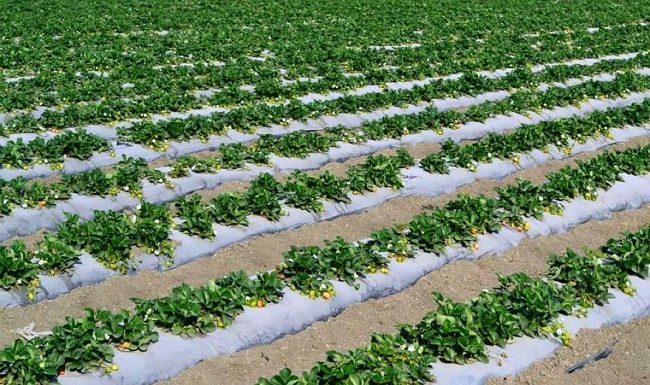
xmin=1 ymin=0 xmax=650 ymax=384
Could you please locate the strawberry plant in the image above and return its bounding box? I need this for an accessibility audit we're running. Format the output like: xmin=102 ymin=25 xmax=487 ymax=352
xmin=465 ymin=291 xmax=523 ymax=347
xmin=209 ymin=193 xmax=250 ymax=225
xmin=133 ymin=201 xmax=175 ymax=261
xmin=135 ymin=283 xmax=218 ymax=337
xmin=51 ymin=201 xmax=173 ymax=272
xmin=176 ymin=194 xmax=216 ymax=238
xmin=304 ymin=334 xmax=433 ymax=385
xmin=603 ymin=227 xmax=650 ymax=278
xmin=548 ymin=249 xmax=629 ymax=307
xmin=110 ymin=156 xmax=168 ymax=193
xmin=169 ymin=156 xmax=221 ymax=178
xmin=0 ymin=242 xmax=39 ymax=297
xmin=405 ymin=194 xmax=503 ymax=255
xmin=346 ymin=150 xmax=414 ymax=193
xmin=315 ymin=171 xmax=351 ymax=203
xmin=257 ymin=130 xmax=343 ymax=158
xmin=0 ymin=130 xmax=110 ymax=170
xmin=250 ymin=172 xmax=284 ymax=195
xmin=220 ymin=143 xmax=264 ymax=169
xmin=61 ymin=168 xmax=113 ymax=196
xmin=43 ymin=315 xmax=115 ymax=373
xmin=86 ymin=309 xmax=159 ymax=352
xmin=134 ymin=270 xmax=286 ymax=336
xmin=399 ymin=293 xmax=489 ymax=364
xmin=279 ymin=237 xmax=389 ymax=297
xmin=495 ymin=180 xmax=560 ymax=224
xmin=244 ymin=174 xmax=284 ymax=221
xmin=216 ymin=271 xmax=285 ymax=307
xmin=366 ymin=227 xmax=414 ymax=261
xmin=0 ymin=339 xmax=62 ymax=385
xmin=55 ymin=211 xmax=134 ymax=272
xmin=283 ymin=171 xmax=325 ymax=212
xmin=249 ymin=272 xmax=285 ymax=305
xmin=245 ymin=186 xmax=284 ymax=221
xmin=496 ymin=273 xmax=575 ymax=337
xmin=33 ymin=235 xmax=80 ymax=275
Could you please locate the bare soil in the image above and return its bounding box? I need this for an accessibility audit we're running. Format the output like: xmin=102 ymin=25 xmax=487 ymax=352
xmin=487 ymin=315 xmax=650 ymax=385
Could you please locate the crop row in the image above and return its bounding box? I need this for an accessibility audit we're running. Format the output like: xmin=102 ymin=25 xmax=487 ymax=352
xmin=3 ymin=25 xmax=641 ymax=91
xmin=257 ymin=225 xmax=650 ymax=385
xmin=3 ymin=0 xmax=645 ymax=70
xmin=0 ymin=144 xmax=648 ymax=384
xmin=50 ymin=58 xmax=650 ymax=148
xmin=1 ymin=69 xmax=646 ymax=217
xmin=5 ymin=4 xmax=648 ymax=64
xmin=418 ymin=94 xmax=650 ymax=172
xmin=0 ymin=35 xmax=642 ymax=123
xmin=167 ymin=71 xmax=650 ymax=176
xmin=88 ymin=65 xmax=650 ymax=149
xmin=0 ymin=130 xmax=110 ymax=170
xmin=2 ymin=96 xmax=650 ymax=297
xmin=1 ymin=62 xmax=648 ymax=182
xmin=173 ymin=98 xmax=650 ymax=240
xmin=1 ymin=133 xmax=649 ymax=303
xmin=1 ymin=51 xmax=647 ymax=142
xmin=0 ymin=49 xmax=648 ymax=136
xmin=1 ymin=0 xmax=648 ymax=109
